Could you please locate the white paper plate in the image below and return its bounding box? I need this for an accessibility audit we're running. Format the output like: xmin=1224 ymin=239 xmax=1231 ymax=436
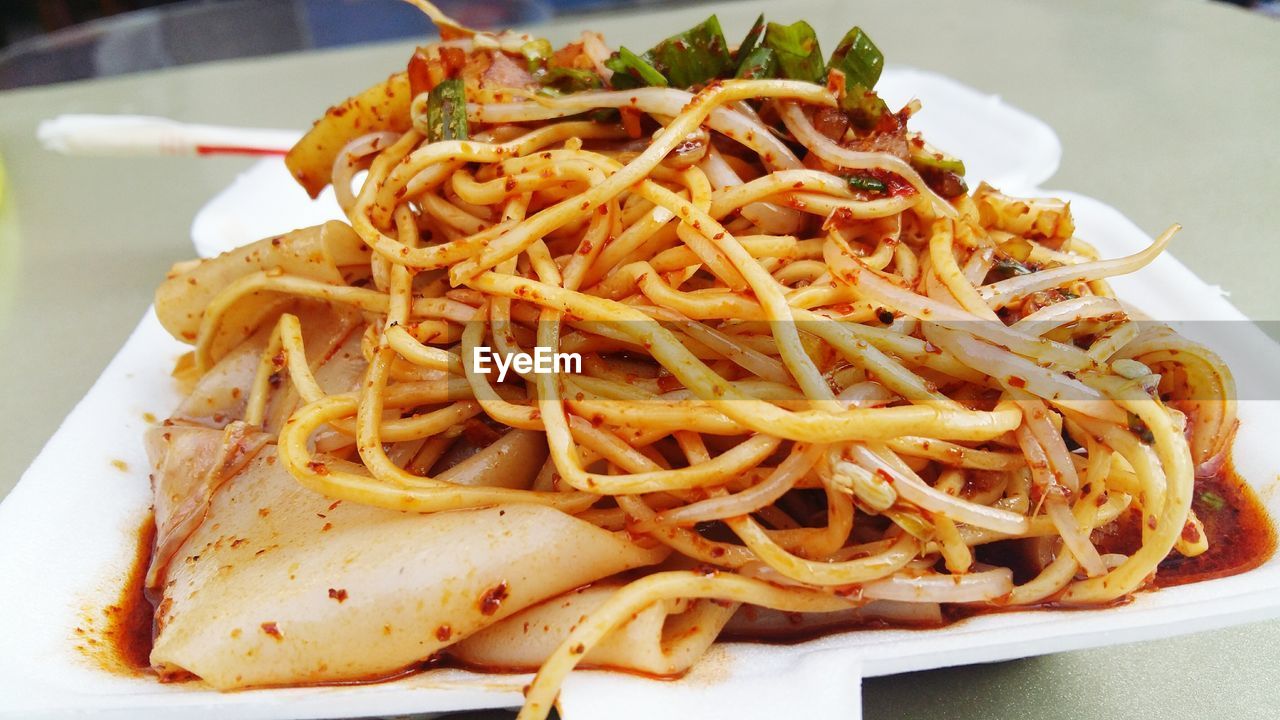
xmin=3 ymin=71 xmax=1278 ymax=720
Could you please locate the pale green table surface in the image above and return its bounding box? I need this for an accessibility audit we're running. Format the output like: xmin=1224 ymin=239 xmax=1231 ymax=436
xmin=1 ymin=0 xmax=1278 ymax=717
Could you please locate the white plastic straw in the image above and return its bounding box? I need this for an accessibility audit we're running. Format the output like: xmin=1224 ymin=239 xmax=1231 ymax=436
xmin=36 ymin=114 xmax=302 ymax=157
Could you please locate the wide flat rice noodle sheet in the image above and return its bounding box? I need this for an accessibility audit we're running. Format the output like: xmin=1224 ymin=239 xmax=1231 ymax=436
xmin=437 ymin=429 xmax=549 ymax=489
xmin=170 ymin=301 xmax=364 ymax=429
xmin=450 ymin=581 xmax=737 ymax=676
xmin=150 ymin=449 xmax=667 ymax=687
xmin=144 ymin=422 xmax=271 ymax=588
xmin=260 ymin=314 xmax=369 ymax=433
xmin=154 ymin=221 xmax=369 ymax=350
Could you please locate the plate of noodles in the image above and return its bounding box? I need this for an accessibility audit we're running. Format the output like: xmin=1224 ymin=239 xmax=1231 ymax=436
xmin=1 ymin=2 xmax=1278 ymax=719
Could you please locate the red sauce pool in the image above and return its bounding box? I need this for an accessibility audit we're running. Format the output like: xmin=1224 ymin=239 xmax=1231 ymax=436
xmin=79 ymin=515 xmax=156 ymax=674
xmin=1152 ymin=464 xmax=1273 ymax=587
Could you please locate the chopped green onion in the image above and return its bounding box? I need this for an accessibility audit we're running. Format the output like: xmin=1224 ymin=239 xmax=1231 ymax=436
xmin=911 ymin=152 xmax=966 ymax=175
xmin=763 ymin=21 xmax=824 ymax=83
xmin=909 ymin=137 xmax=967 ymax=175
xmin=536 ymin=66 xmax=603 ymax=97
xmin=605 ymin=46 xmax=668 ymax=89
xmin=829 ymin=26 xmax=887 ymax=128
xmin=425 ymin=78 xmax=468 ymax=142
xmin=1198 ymin=490 xmax=1227 ymax=512
xmin=735 ymin=46 xmax=777 ymax=79
xmin=842 ymin=87 xmax=890 ymax=130
xmin=846 ymin=175 xmax=886 ymax=194
xmin=646 ymin=15 xmax=732 ymax=88
xmin=520 ymin=38 xmax=553 ymax=72
xmin=734 ymin=13 xmax=766 ymax=74
xmin=828 ymin=27 xmax=883 ymax=90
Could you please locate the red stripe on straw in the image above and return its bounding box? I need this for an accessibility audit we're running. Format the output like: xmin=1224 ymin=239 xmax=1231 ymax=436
xmin=195 ymin=145 xmax=289 ymax=156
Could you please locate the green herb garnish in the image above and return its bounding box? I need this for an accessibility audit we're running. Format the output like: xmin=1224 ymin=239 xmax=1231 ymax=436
xmin=647 ymin=15 xmax=732 ymax=88
xmin=993 ymin=257 xmax=1033 ymax=279
xmin=604 ymin=46 xmax=668 ymax=89
xmin=843 ymin=89 xmax=890 ymax=130
xmin=536 ymin=67 xmax=604 ymax=97
xmin=828 ymin=26 xmax=888 ymax=127
xmin=763 ymin=21 xmax=824 ymax=83
xmin=605 ymin=15 xmax=732 ymax=89
xmin=426 ymin=78 xmax=468 ymax=142
xmin=520 ymin=38 xmax=553 ymax=72
xmin=910 ymin=146 xmax=967 ymax=176
xmin=1198 ymin=490 xmax=1227 ymax=511
xmin=734 ymin=14 xmax=766 ymax=73
xmin=735 ymin=46 xmax=778 ymax=79
xmin=846 ymin=175 xmax=887 ymax=194
xmin=828 ymin=27 xmax=883 ymax=90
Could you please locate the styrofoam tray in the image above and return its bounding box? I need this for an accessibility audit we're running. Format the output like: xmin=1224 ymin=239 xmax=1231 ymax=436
xmin=3 ymin=69 xmax=1278 ymax=719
